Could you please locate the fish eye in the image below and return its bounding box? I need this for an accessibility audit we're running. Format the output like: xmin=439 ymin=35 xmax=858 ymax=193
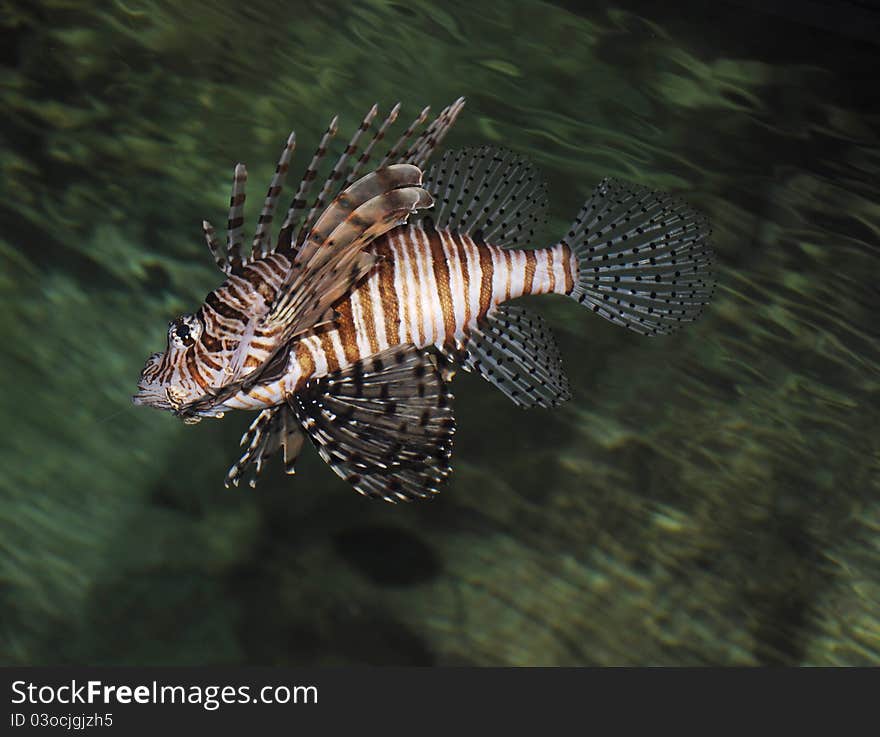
xmin=168 ymin=313 xmax=201 ymax=349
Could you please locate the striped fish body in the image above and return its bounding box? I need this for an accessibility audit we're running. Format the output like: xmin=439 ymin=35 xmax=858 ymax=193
xmin=220 ymin=225 xmax=576 ymax=410
xmin=134 ymin=98 xmax=715 ymax=501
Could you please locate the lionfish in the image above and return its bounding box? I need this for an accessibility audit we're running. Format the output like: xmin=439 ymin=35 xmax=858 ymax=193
xmin=133 ymin=98 xmax=714 ymax=502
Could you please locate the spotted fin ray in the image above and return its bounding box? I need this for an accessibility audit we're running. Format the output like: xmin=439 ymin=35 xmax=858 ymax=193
xmin=457 ymin=304 xmax=571 ymax=408
xmin=565 ymin=178 xmax=715 ymax=335
xmin=418 ymin=146 xmax=548 ymax=248
xmin=290 ymin=346 xmax=455 ymax=502
xmin=417 ymin=147 xmax=566 ymax=407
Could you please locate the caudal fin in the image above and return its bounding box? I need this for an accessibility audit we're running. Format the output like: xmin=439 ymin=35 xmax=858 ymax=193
xmin=564 ymin=178 xmax=715 ymax=335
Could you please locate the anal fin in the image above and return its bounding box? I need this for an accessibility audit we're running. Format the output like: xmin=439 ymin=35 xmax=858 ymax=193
xmin=458 ymin=304 xmax=571 ymax=409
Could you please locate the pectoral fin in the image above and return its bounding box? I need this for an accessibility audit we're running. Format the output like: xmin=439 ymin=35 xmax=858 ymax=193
xmin=290 ymin=346 xmax=455 ymax=502
xmin=225 ymin=404 xmax=306 ymax=488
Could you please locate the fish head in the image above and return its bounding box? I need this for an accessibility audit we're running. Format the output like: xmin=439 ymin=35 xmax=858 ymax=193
xmin=132 ymin=310 xmax=227 ymax=423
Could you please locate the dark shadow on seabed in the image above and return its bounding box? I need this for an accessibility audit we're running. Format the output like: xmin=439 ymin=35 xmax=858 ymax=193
xmin=0 ymin=0 xmax=877 ymax=665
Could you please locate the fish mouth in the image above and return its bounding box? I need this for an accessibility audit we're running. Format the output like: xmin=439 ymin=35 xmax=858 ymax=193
xmin=131 ymin=387 xmax=171 ymax=410
xmin=132 ymin=388 xmax=225 ymax=424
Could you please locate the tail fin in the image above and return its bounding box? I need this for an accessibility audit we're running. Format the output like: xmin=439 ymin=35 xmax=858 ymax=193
xmin=564 ymin=178 xmax=715 ymax=335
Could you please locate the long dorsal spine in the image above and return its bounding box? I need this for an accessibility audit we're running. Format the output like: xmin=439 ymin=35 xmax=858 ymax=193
xmin=298 ymin=105 xmax=379 ymax=245
xmin=226 ymin=163 xmax=248 ymax=267
xmin=202 ymin=219 xmax=226 ymax=272
xmin=251 ymin=131 xmax=296 ymax=260
xmin=279 ymin=115 xmax=339 ymax=249
xmin=342 ymin=103 xmax=401 ymax=188
xmin=378 ymin=105 xmax=430 ymax=167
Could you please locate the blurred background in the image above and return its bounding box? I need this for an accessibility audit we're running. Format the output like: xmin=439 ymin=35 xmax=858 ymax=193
xmin=0 ymin=0 xmax=877 ymax=665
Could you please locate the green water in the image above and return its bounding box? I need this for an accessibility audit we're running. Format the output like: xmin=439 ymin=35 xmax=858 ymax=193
xmin=1 ymin=0 xmax=878 ymax=665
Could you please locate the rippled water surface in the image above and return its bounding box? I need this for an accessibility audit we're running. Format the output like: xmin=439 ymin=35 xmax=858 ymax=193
xmin=1 ymin=0 xmax=878 ymax=665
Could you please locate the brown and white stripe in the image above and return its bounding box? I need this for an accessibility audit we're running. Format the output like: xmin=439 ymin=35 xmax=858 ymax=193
xmin=138 ymin=98 xmax=472 ymax=414
xmin=219 ymin=223 xmax=576 ymax=408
